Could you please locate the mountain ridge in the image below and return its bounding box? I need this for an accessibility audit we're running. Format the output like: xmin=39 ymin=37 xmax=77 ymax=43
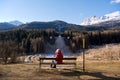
xmin=81 ymin=11 xmax=120 ymax=25
xmin=17 ymin=20 xmax=83 ymax=32
xmin=0 ymin=19 xmax=120 ymax=31
xmin=0 ymin=22 xmax=15 ymax=30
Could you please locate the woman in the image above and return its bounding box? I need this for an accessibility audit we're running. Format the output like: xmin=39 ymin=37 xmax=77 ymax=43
xmin=51 ymin=49 xmax=63 ymax=68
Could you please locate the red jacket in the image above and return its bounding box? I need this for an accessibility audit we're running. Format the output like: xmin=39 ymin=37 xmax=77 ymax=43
xmin=55 ymin=50 xmax=63 ymax=64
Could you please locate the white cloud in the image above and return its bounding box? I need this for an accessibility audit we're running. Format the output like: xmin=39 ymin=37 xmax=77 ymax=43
xmin=111 ymin=0 xmax=120 ymax=4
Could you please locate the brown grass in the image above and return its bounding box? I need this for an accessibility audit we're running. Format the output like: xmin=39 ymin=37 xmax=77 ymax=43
xmin=0 ymin=61 xmax=120 ymax=80
xmin=77 ymin=44 xmax=120 ymax=61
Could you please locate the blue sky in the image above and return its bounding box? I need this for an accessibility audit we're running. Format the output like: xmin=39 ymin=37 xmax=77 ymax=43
xmin=0 ymin=0 xmax=120 ymax=24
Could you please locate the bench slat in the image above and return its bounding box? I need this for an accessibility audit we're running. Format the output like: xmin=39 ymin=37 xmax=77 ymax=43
xmin=39 ymin=57 xmax=76 ymax=60
xmin=40 ymin=62 xmax=76 ymax=65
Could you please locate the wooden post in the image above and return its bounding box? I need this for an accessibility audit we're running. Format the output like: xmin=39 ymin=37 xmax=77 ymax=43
xmin=82 ymin=38 xmax=85 ymax=72
xmin=83 ymin=38 xmax=85 ymax=49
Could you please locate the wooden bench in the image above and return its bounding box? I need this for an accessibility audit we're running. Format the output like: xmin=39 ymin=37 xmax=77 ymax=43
xmin=39 ymin=57 xmax=77 ymax=69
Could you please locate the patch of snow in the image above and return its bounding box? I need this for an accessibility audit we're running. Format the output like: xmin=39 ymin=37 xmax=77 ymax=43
xmin=24 ymin=55 xmax=32 ymax=63
xmin=9 ymin=20 xmax=23 ymax=26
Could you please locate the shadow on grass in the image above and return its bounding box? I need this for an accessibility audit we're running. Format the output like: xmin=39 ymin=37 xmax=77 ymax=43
xmin=0 ymin=73 xmax=3 ymax=78
xmin=60 ymin=70 xmax=120 ymax=80
xmin=0 ymin=74 xmax=2 ymax=77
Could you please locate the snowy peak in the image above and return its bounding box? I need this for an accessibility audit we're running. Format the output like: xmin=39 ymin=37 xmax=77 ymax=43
xmin=9 ymin=20 xmax=23 ymax=26
xmin=105 ymin=11 xmax=120 ymax=18
xmin=81 ymin=11 xmax=120 ymax=25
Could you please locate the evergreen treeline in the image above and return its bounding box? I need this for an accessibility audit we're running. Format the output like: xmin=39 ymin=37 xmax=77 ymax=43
xmin=0 ymin=29 xmax=57 ymax=64
xmin=88 ymin=30 xmax=120 ymax=45
xmin=63 ymin=30 xmax=120 ymax=52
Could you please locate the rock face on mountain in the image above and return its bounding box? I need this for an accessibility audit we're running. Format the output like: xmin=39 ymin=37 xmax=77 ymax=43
xmin=81 ymin=11 xmax=120 ymax=26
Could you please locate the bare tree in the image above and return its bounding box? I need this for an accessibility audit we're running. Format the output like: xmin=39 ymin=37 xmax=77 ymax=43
xmin=0 ymin=41 xmax=17 ymax=64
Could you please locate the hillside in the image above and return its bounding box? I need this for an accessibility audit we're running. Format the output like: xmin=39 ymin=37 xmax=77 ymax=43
xmin=0 ymin=22 xmax=15 ymax=30
xmin=77 ymin=44 xmax=120 ymax=61
xmin=17 ymin=20 xmax=83 ymax=32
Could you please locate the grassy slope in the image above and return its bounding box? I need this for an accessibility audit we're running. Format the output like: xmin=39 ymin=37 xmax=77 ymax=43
xmin=77 ymin=44 xmax=120 ymax=60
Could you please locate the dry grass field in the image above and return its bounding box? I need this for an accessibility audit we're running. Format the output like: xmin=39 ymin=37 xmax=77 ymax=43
xmin=77 ymin=44 xmax=120 ymax=60
xmin=0 ymin=61 xmax=120 ymax=80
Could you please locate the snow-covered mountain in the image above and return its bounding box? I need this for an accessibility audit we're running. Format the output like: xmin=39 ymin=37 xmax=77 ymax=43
xmin=81 ymin=11 xmax=120 ymax=25
xmin=9 ymin=20 xmax=23 ymax=26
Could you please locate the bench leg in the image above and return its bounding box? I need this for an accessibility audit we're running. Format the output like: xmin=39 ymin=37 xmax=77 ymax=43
xmin=39 ymin=60 xmax=41 ymax=70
